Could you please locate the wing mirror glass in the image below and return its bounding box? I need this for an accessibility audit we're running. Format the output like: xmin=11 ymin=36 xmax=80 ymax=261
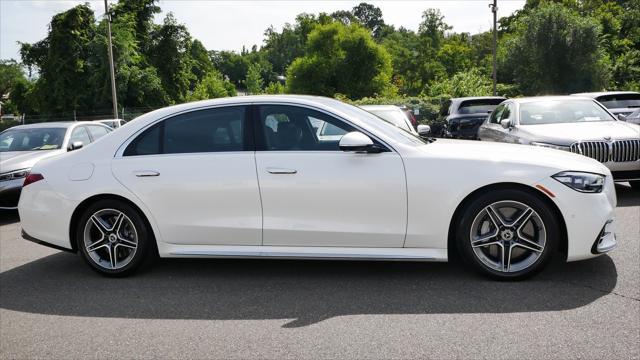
xmin=339 ymin=132 xmax=382 ymax=153
xmin=68 ymin=141 xmax=84 ymax=151
xmin=617 ymin=114 xmax=627 ymax=121
xmin=500 ymin=119 xmax=512 ymax=129
xmin=417 ymin=124 xmax=431 ymax=136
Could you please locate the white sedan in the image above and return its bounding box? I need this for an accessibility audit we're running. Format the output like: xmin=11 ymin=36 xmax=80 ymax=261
xmin=18 ymin=95 xmax=617 ymax=280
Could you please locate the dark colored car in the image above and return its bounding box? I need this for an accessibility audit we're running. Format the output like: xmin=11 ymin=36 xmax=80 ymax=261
xmin=436 ymin=97 xmax=507 ymax=139
xmin=572 ymin=91 xmax=640 ymax=121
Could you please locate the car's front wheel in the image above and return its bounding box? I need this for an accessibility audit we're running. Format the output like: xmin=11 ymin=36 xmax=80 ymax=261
xmin=457 ymin=189 xmax=559 ymax=280
xmin=76 ymin=199 xmax=153 ymax=277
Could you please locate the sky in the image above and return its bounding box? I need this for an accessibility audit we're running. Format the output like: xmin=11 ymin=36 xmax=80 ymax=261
xmin=0 ymin=0 xmax=526 ymax=61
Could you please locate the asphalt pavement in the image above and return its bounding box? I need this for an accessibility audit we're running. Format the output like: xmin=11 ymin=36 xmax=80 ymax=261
xmin=1 ymin=184 xmax=638 ymax=359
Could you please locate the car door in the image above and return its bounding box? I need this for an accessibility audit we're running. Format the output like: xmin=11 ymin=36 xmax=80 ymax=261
xmin=254 ymin=104 xmax=407 ymax=248
xmin=499 ymin=103 xmax=521 ymax=143
xmin=111 ymin=106 xmax=262 ymax=246
xmin=479 ymin=104 xmax=506 ymax=142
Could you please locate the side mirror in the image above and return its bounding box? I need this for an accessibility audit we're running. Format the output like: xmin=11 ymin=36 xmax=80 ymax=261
xmin=417 ymin=124 xmax=431 ymax=136
xmin=339 ymin=132 xmax=379 ymax=153
xmin=500 ymin=119 xmax=512 ymax=129
xmin=617 ymin=114 xmax=627 ymax=121
xmin=68 ymin=141 xmax=84 ymax=151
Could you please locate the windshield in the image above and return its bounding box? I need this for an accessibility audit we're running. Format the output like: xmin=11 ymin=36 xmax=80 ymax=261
xmin=333 ymin=102 xmax=426 ymax=145
xmin=0 ymin=128 xmax=67 ymax=152
xmin=596 ymin=94 xmax=640 ymax=109
xmin=519 ymin=100 xmax=616 ymax=125
xmin=367 ymin=109 xmax=412 ymax=132
xmin=458 ymin=99 xmax=504 ymax=115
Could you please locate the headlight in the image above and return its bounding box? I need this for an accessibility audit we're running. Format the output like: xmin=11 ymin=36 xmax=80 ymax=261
xmin=552 ymin=171 xmax=605 ymax=193
xmin=530 ymin=142 xmax=571 ymax=151
xmin=0 ymin=168 xmax=30 ymax=182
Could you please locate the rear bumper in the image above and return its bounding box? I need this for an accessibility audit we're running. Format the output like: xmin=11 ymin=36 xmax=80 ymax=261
xmin=22 ymin=229 xmax=76 ymax=253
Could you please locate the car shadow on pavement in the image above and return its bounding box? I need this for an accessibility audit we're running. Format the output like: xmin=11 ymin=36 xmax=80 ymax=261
xmin=0 ymin=210 xmax=19 ymax=226
xmin=615 ymin=183 xmax=640 ymax=207
xmin=0 ymin=252 xmax=617 ymax=328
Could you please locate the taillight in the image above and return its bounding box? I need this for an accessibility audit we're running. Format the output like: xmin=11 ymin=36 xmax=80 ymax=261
xmin=23 ymin=173 xmax=44 ymax=187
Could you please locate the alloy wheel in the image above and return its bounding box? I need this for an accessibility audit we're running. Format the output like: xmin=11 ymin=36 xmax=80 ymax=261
xmin=469 ymin=200 xmax=546 ymax=273
xmin=83 ymin=209 xmax=138 ymax=270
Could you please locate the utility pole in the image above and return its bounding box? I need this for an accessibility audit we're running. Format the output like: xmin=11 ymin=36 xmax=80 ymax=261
xmin=490 ymin=0 xmax=498 ymax=96
xmin=104 ymin=0 xmax=118 ymax=119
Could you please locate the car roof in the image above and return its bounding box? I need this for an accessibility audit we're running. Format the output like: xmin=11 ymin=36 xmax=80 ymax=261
xmin=359 ymin=105 xmax=401 ymax=111
xmin=571 ymin=91 xmax=640 ymax=98
xmin=508 ymin=95 xmax=597 ymax=104
xmin=450 ymin=96 xmax=507 ymax=102
xmin=3 ymin=121 xmax=101 ymax=130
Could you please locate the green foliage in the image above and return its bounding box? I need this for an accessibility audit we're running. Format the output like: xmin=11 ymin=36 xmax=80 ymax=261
xmin=188 ymin=70 xmax=236 ymax=101
xmin=148 ymin=13 xmax=195 ymax=102
xmin=499 ymin=3 xmax=609 ymax=94
xmin=426 ymin=68 xmax=493 ymax=98
xmin=264 ymin=82 xmax=285 ymax=94
xmin=7 ymin=0 xmax=640 ymax=119
xmin=286 ymin=22 xmax=395 ymax=99
xmin=245 ymin=63 xmax=264 ymax=94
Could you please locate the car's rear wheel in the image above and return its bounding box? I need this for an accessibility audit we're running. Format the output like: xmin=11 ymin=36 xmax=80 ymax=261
xmin=76 ymin=199 xmax=153 ymax=277
xmin=457 ymin=189 xmax=559 ymax=280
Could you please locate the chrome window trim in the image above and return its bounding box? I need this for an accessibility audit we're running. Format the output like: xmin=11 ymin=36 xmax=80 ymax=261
xmin=114 ymin=101 xmax=398 ymax=158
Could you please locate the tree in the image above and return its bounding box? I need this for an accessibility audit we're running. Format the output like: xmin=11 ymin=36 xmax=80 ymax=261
xmin=19 ymin=4 xmax=97 ymax=113
xmin=352 ymin=3 xmax=385 ymax=39
xmin=0 ymin=60 xmax=26 ymax=96
xmin=245 ymin=63 xmax=264 ymax=94
xmin=499 ymin=3 xmax=609 ymax=94
xmin=148 ymin=13 xmax=195 ymax=102
xmin=286 ymin=22 xmax=395 ymax=99
xmin=188 ymin=70 xmax=236 ymax=101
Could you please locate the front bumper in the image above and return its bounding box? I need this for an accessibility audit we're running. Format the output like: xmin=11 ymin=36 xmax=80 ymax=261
xmin=536 ymin=176 xmax=617 ymax=261
xmin=0 ymin=178 xmax=23 ymax=210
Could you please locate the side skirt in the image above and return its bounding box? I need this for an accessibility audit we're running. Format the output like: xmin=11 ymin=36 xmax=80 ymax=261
xmin=165 ymin=245 xmax=448 ymax=262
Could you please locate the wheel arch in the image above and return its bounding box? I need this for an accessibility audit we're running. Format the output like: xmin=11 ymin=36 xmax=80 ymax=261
xmin=69 ymin=193 xmax=157 ymax=253
xmin=447 ymin=182 xmax=568 ymax=260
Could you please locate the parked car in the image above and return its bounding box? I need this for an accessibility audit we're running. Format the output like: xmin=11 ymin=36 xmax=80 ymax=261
xmin=359 ymin=105 xmax=419 ymax=135
xmin=0 ymin=122 xmax=112 ymax=210
xmin=96 ymin=119 xmax=126 ymax=129
xmin=478 ymin=96 xmax=640 ymax=188
xmin=398 ymin=105 xmax=418 ymax=128
xmin=623 ymin=108 xmax=640 ymax=125
xmin=436 ymin=97 xmax=507 ymax=139
xmin=19 ymin=95 xmax=617 ymax=280
xmin=572 ymin=91 xmax=640 ymax=121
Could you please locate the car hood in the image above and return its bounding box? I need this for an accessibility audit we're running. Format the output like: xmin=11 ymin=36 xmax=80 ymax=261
xmin=518 ymin=121 xmax=640 ymax=144
xmin=417 ymin=139 xmax=609 ymax=176
xmin=0 ymin=150 xmax=65 ymax=173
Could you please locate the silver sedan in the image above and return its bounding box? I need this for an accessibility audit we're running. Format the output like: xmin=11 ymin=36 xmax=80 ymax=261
xmin=478 ymin=96 xmax=640 ymax=188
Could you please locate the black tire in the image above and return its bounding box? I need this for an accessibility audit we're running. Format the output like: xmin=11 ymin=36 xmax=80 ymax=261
xmin=456 ymin=188 xmax=560 ymax=281
xmin=629 ymin=181 xmax=640 ymax=191
xmin=76 ymin=199 xmax=154 ymax=277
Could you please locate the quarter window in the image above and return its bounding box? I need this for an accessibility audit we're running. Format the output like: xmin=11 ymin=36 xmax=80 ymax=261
xmin=87 ymin=125 xmax=110 ymax=140
xmin=258 ymin=105 xmax=355 ymax=151
xmin=69 ymin=127 xmax=91 ymax=146
xmin=123 ymin=106 xmax=247 ymax=156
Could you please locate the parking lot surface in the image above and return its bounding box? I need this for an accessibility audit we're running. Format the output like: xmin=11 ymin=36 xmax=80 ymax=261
xmin=1 ymin=184 xmax=638 ymax=359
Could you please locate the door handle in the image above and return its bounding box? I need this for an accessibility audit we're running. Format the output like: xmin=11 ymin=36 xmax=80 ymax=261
xmin=266 ymin=167 xmax=297 ymax=174
xmin=134 ymin=170 xmax=160 ymax=177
